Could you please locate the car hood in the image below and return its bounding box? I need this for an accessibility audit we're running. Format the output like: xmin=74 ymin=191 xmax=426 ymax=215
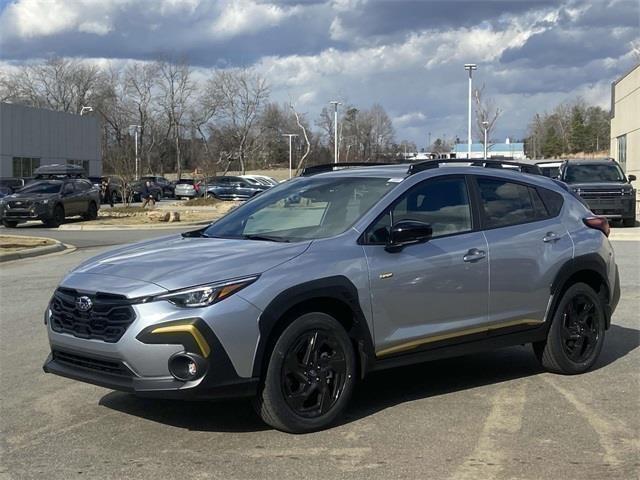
xmin=4 ymin=192 xmax=59 ymax=201
xmin=568 ymin=182 xmax=632 ymax=190
xmin=71 ymin=234 xmax=312 ymax=291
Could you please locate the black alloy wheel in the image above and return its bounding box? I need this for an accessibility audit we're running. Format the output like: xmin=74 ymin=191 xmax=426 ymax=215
xmin=281 ymin=330 xmax=348 ymax=418
xmin=534 ymin=282 xmax=605 ymax=374
xmin=560 ymin=293 xmax=600 ymax=363
xmin=254 ymin=312 xmax=356 ymax=433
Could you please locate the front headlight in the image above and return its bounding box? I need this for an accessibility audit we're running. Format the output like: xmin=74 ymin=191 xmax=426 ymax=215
xmin=150 ymin=276 xmax=258 ymax=308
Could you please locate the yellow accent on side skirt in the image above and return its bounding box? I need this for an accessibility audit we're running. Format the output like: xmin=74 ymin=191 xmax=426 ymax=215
xmin=151 ymin=324 xmax=211 ymax=358
xmin=376 ymin=319 xmax=544 ymax=358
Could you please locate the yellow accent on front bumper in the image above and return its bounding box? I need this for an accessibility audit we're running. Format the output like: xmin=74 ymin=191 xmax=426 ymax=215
xmin=151 ymin=324 xmax=211 ymax=358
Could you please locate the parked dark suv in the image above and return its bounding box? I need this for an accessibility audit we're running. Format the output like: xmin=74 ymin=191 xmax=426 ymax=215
xmin=0 ymin=178 xmax=100 ymax=227
xmin=558 ymin=159 xmax=636 ymax=227
xmin=206 ymin=176 xmax=270 ymax=200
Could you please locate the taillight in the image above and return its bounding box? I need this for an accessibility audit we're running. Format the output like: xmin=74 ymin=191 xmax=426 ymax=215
xmin=583 ymin=216 xmax=610 ymax=237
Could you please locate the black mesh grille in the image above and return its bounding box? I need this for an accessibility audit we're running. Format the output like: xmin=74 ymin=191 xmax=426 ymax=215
xmin=52 ymin=349 xmax=133 ymax=377
xmin=50 ymin=288 xmax=136 ymax=343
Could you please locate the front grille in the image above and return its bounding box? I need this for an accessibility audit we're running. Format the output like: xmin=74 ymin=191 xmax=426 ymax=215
xmin=52 ymin=349 xmax=133 ymax=377
xmin=579 ymin=190 xmax=624 ymax=198
xmin=50 ymin=288 xmax=136 ymax=343
xmin=8 ymin=200 xmax=32 ymax=208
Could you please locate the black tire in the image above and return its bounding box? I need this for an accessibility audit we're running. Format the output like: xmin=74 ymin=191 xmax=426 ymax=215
xmin=2 ymin=220 xmax=18 ymax=228
xmin=206 ymin=193 xmax=217 ymax=200
xmin=622 ymin=217 xmax=636 ymax=227
xmin=254 ymin=312 xmax=356 ymax=433
xmin=533 ymin=282 xmax=606 ymax=374
xmin=44 ymin=205 xmax=65 ymax=228
xmin=111 ymin=191 xmax=118 ymax=205
xmin=155 ymin=192 xmax=161 ymax=202
xmin=83 ymin=202 xmax=98 ymax=220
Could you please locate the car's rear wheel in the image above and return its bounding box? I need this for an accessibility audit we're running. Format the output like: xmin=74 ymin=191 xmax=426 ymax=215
xmin=2 ymin=220 xmax=18 ymax=228
xmin=83 ymin=202 xmax=98 ymax=220
xmin=111 ymin=191 xmax=119 ymax=204
xmin=44 ymin=205 xmax=65 ymax=228
xmin=533 ymin=282 xmax=605 ymax=374
xmin=254 ymin=312 xmax=356 ymax=433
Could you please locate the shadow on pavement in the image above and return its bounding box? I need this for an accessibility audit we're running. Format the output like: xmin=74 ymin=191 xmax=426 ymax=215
xmin=99 ymin=324 xmax=639 ymax=433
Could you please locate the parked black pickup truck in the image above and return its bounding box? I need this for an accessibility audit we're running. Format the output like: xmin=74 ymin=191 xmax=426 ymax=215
xmin=558 ymin=158 xmax=636 ymax=227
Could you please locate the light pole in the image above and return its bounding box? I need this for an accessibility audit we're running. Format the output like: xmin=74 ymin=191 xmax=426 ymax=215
xmin=464 ymin=64 xmax=477 ymax=159
xmin=282 ymin=134 xmax=298 ymax=178
xmin=428 ymin=132 xmax=431 ymax=152
xmin=482 ymin=121 xmax=489 ymax=159
xmin=330 ymin=101 xmax=341 ymax=163
xmin=129 ymin=125 xmax=141 ymax=180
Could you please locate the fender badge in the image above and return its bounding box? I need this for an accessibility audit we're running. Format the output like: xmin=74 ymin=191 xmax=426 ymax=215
xmin=379 ymin=272 xmax=393 ymax=279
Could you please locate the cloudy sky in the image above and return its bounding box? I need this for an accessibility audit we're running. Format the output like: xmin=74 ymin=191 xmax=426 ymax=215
xmin=0 ymin=0 xmax=638 ymax=146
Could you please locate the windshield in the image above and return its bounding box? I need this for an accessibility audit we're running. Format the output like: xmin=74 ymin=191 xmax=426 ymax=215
xmin=203 ymin=176 xmax=399 ymax=241
xmin=17 ymin=181 xmax=62 ymax=194
xmin=565 ymin=164 xmax=625 ymax=183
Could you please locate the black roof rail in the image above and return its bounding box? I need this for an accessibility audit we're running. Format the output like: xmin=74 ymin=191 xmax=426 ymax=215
xmin=407 ymin=158 xmax=543 ymax=176
xmin=301 ymin=162 xmax=395 ymax=177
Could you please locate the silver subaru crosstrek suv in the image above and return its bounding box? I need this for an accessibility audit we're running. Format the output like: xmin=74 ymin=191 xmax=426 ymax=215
xmin=43 ymin=160 xmax=620 ymax=433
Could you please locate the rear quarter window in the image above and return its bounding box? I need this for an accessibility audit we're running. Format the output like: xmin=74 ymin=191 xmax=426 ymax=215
xmin=537 ymin=187 xmax=564 ymax=217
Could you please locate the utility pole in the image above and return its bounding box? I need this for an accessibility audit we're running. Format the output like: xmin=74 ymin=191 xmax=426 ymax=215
xmin=330 ymin=101 xmax=341 ymax=163
xmin=428 ymin=132 xmax=431 ymax=152
xmin=130 ymin=125 xmax=142 ymax=180
xmin=464 ymin=64 xmax=477 ymax=159
xmin=482 ymin=121 xmax=489 ymax=159
xmin=282 ymin=134 xmax=298 ymax=179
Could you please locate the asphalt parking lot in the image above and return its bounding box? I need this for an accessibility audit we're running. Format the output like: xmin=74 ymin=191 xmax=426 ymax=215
xmin=0 ymin=230 xmax=638 ymax=480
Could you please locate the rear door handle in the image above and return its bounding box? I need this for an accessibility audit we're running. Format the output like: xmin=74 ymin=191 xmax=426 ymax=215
xmin=543 ymin=232 xmax=561 ymax=243
xmin=463 ymin=248 xmax=486 ymax=262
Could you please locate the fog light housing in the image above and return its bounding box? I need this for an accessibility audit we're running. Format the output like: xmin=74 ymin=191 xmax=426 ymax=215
xmin=168 ymin=352 xmax=207 ymax=381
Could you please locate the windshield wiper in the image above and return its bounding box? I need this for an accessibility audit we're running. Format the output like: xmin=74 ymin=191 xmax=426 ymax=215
xmin=242 ymin=234 xmax=290 ymax=243
xmin=182 ymin=228 xmax=210 ymax=238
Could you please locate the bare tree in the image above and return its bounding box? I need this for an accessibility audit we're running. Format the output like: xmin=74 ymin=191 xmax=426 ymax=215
xmin=209 ymin=69 xmax=269 ymax=174
xmin=157 ymin=59 xmax=195 ymax=178
xmin=473 ymin=84 xmax=502 ymax=147
xmin=290 ymin=103 xmax=311 ymax=172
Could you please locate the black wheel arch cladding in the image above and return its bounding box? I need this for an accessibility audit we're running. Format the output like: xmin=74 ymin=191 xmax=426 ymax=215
xmin=252 ymin=275 xmax=375 ymax=379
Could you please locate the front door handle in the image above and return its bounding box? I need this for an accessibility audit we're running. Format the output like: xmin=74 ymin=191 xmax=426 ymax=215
xmin=543 ymin=232 xmax=561 ymax=243
xmin=463 ymin=248 xmax=486 ymax=262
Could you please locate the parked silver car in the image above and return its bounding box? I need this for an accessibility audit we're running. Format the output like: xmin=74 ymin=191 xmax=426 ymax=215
xmin=43 ymin=160 xmax=619 ymax=432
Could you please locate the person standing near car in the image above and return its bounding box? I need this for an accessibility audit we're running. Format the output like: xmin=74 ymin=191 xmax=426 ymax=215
xmin=140 ymin=180 xmax=156 ymax=208
xmin=101 ymin=178 xmax=114 ymax=208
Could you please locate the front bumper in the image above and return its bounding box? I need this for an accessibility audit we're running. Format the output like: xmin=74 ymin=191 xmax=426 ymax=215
xmin=43 ymin=286 xmax=263 ymax=399
xmin=581 ymin=196 xmax=636 ymax=219
xmin=42 ymin=349 xmax=259 ymax=399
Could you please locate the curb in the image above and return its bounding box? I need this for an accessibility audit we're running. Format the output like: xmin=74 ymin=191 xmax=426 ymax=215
xmin=0 ymin=237 xmax=68 ymax=262
xmin=57 ymin=220 xmax=211 ymax=231
xmin=609 ymin=228 xmax=640 ymax=241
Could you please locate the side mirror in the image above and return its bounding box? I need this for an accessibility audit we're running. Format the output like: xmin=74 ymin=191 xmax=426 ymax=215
xmin=385 ymin=220 xmax=432 ymax=252
xmin=628 ymin=174 xmax=636 ymax=182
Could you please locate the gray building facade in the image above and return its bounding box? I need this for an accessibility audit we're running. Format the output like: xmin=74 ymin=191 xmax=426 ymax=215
xmin=0 ymin=102 xmax=101 ymax=178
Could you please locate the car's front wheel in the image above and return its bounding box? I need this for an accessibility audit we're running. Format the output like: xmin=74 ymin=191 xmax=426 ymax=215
xmin=533 ymin=282 xmax=606 ymax=374
xmin=622 ymin=217 xmax=636 ymax=227
xmin=2 ymin=220 xmax=18 ymax=228
xmin=44 ymin=205 xmax=65 ymax=228
xmin=254 ymin=312 xmax=356 ymax=433
xmin=83 ymin=202 xmax=98 ymax=220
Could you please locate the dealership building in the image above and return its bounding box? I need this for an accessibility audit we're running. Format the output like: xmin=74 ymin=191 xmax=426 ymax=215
xmin=451 ymin=140 xmax=525 ymax=160
xmin=0 ymin=102 xmax=101 ymax=178
xmin=610 ymin=63 xmax=639 ymax=178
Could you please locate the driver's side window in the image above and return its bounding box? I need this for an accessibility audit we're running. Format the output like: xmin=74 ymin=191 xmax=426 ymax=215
xmin=63 ymin=183 xmax=74 ymax=195
xmin=365 ymin=176 xmax=472 ymax=244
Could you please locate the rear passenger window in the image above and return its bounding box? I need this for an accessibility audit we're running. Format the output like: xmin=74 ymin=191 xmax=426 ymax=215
xmin=366 ymin=176 xmax=472 ymax=243
xmin=477 ymin=178 xmax=549 ymax=228
xmin=537 ymin=187 xmax=564 ymax=217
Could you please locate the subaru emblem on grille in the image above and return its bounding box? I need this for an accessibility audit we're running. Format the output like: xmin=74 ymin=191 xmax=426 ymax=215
xmin=75 ymin=296 xmax=93 ymax=312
